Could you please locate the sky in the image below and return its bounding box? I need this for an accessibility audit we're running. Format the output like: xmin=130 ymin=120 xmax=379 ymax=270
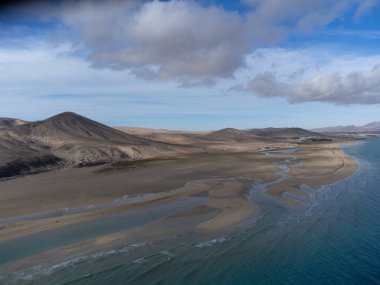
xmin=1 ymin=0 xmax=380 ymax=130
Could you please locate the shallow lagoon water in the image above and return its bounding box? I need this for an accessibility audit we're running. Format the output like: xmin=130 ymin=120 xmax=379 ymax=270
xmin=0 ymin=196 xmax=207 ymax=266
xmin=2 ymin=139 xmax=380 ymax=284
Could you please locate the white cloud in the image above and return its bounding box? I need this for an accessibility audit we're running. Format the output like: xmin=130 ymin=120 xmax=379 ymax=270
xmin=4 ymin=0 xmax=380 ymax=107
xmin=235 ymin=48 xmax=380 ymax=105
xmin=54 ymin=0 xmax=251 ymax=85
xmin=2 ymin=39 xmax=380 ymax=128
xmin=0 ymin=40 xmax=179 ymax=97
xmin=29 ymin=0 xmax=377 ymax=85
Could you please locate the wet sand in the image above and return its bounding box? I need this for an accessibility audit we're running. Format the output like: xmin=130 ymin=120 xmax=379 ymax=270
xmin=0 ymin=153 xmax=278 ymax=218
xmin=197 ymin=181 xmax=257 ymax=232
xmin=266 ymin=142 xmax=358 ymax=206
xmin=0 ymin=142 xmax=358 ymax=274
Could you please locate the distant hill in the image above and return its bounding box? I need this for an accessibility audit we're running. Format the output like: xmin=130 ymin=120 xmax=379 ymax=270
xmin=114 ymin=126 xmax=205 ymax=145
xmin=314 ymin=122 xmax=380 ymax=133
xmin=0 ymin=112 xmax=196 ymax=179
xmin=0 ymin=112 xmax=340 ymax=180
xmin=197 ymin=128 xmax=260 ymax=142
xmin=248 ymin=127 xmax=321 ymax=139
xmin=15 ymin=112 xmax=155 ymax=147
xmin=197 ymin=127 xmax=325 ymax=142
xmin=0 ymin=118 xmax=27 ymax=128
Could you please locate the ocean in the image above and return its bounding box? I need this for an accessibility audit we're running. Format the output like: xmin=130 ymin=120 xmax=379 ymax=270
xmin=2 ymin=139 xmax=380 ymax=285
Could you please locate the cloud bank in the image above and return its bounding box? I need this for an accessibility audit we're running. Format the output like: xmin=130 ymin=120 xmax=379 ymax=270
xmin=9 ymin=0 xmax=380 ymax=105
xmin=236 ymin=50 xmax=380 ymax=105
xmin=245 ymin=68 xmax=380 ymax=105
xmin=35 ymin=0 xmax=377 ymax=85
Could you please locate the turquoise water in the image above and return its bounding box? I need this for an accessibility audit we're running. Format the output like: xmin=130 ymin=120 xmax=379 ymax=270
xmin=3 ymin=139 xmax=380 ymax=284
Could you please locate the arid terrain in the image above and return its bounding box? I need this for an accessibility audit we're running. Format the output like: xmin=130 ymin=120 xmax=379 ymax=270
xmin=0 ymin=111 xmax=339 ymax=180
xmin=0 ymin=112 xmax=358 ymax=275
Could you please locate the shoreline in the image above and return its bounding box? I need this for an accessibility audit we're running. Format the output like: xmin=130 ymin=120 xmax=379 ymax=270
xmin=265 ymin=141 xmax=358 ymax=206
xmin=0 ymin=142 xmax=359 ymax=240
xmin=0 ymin=141 xmax=361 ymax=274
xmin=0 ymin=142 xmax=358 ymax=230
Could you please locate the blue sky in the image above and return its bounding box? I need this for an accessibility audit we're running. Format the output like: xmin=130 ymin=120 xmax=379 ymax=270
xmin=1 ymin=0 xmax=380 ymax=130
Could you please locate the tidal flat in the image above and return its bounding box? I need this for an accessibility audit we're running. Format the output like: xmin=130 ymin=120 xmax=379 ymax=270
xmin=0 ymin=142 xmax=358 ymax=282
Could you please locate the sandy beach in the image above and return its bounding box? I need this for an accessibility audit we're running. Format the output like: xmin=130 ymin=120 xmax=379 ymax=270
xmin=0 ymin=141 xmax=358 ymax=274
xmin=266 ymin=142 xmax=358 ymax=205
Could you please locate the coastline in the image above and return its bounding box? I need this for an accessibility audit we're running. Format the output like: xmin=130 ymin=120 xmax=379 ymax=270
xmin=266 ymin=141 xmax=358 ymax=206
xmin=0 ymin=141 xmax=361 ymax=276
xmin=0 ymin=142 xmax=359 ymax=239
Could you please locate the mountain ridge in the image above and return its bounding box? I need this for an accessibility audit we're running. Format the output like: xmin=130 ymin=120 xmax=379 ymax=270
xmin=313 ymin=121 xmax=380 ymax=133
xmin=0 ymin=112 xmax=197 ymax=179
xmin=0 ymin=118 xmax=27 ymax=128
xmin=0 ymin=111 xmax=341 ymax=180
